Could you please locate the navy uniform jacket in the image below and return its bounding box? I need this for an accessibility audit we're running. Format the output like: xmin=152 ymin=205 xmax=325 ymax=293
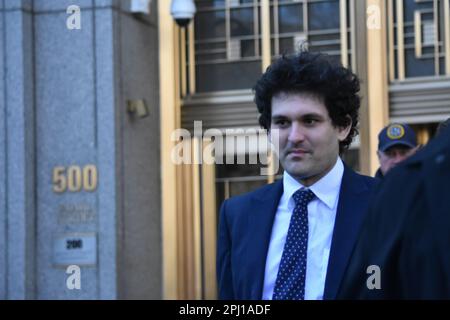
xmin=217 ymin=165 xmax=376 ymax=300
xmin=338 ymin=128 xmax=450 ymax=299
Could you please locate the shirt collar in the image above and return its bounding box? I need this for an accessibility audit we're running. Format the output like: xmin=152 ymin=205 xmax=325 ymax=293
xmin=282 ymin=157 xmax=344 ymax=211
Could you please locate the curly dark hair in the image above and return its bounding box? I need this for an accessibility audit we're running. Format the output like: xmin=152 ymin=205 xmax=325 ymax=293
xmin=253 ymin=51 xmax=361 ymax=154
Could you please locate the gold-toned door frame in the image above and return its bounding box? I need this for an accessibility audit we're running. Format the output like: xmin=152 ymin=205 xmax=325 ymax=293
xmin=159 ymin=0 xmax=179 ymax=300
xmin=360 ymin=0 xmax=389 ymax=176
xmin=159 ymin=0 xmax=217 ymax=299
xmin=173 ymin=137 xmax=217 ymax=299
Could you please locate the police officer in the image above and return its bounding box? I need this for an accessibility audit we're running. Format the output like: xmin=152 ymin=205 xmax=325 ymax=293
xmin=337 ymin=124 xmax=450 ymax=299
xmin=375 ymin=123 xmax=419 ymax=178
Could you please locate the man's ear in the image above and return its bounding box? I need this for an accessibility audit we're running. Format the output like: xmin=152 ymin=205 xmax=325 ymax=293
xmin=337 ymin=116 xmax=352 ymax=142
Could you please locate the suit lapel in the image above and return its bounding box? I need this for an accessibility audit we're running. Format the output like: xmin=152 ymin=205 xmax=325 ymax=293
xmin=323 ymin=166 xmax=370 ymax=300
xmin=246 ymin=180 xmax=283 ymax=299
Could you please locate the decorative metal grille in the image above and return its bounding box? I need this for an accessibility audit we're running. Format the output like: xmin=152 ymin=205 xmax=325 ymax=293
xmin=388 ymin=0 xmax=450 ymax=81
xmin=187 ymin=0 xmax=356 ymax=94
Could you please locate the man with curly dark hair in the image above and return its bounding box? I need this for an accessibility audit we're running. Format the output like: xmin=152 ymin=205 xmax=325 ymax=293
xmin=217 ymin=51 xmax=377 ymax=300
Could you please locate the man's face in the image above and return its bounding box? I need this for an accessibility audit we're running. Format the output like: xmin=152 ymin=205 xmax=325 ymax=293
xmin=270 ymin=93 xmax=351 ymax=186
xmin=377 ymin=145 xmax=418 ymax=175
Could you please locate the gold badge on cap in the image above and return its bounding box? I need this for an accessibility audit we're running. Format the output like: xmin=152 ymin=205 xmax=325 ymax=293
xmin=387 ymin=124 xmax=405 ymax=140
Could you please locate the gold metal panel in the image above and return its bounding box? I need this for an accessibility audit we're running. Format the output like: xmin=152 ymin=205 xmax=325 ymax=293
xmin=445 ymin=0 xmax=450 ymax=74
xmin=340 ymin=0 xmax=349 ymax=67
xmin=182 ymin=155 xmax=195 ymax=299
xmin=415 ymin=10 xmax=422 ymax=58
xmin=417 ymin=125 xmax=430 ymax=145
xmin=350 ymin=0 xmax=357 ymax=70
xmin=192 ymin=138 xmax=203 ymax=299
xmin=433 ymin=0 xmax=439 ymax=75
xmin=158 ymin=0 xmax=179 ymax=299
xmin=356 ymin=0 xmax=372 ymax=175
xmin=181 ymin=28 xmax=187 ymax=97
xmin=202 ymin=141 xmax=218 ymax=300
xmin=261 ymin=0 xmax=272 ymax=70
xmin=174 ymin=23 xmax=181 ymax=125
xmin=254 ymin=0 xmax=260 ymax=57
xmin=396 ymin=0 xmax=405 ymax=80
xmin=304 ymin=0 xmax=309 ymax=36
xmin=388 ymin=0 xmax=395 ymax=81
xmin=267 ymin=152 xmax=275 ymax=184
xmin=273 ymin=0 xmax=280 ymax=57
xmin=175 ymin=162 xmax=185 ymax=298
xmin=189 ymin=23 xmax=196 ymax=94
xmin=366 ymin=0 xmax=390 ymax=175
xmin=225 ymin=0 xmax=231 ymax=60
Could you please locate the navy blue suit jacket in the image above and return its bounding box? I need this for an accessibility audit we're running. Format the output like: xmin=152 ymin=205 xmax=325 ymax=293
xmin=217 ymin=165 xmax=376 ymax=300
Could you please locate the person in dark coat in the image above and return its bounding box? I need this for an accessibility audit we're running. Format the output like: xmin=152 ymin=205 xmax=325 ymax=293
xmin=337 ymin=125 xmax=450 ymax=299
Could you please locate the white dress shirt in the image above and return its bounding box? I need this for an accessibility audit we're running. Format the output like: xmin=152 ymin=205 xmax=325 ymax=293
xmin=262 ymin=157 xmax=344 ymax=300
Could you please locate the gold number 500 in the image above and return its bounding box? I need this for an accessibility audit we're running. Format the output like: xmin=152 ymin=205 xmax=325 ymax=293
xmin=53 ymin=165 xmax=98 ymax=193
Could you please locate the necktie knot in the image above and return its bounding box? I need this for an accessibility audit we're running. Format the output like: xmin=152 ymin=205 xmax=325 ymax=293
xmin=293 ymin=189 xmax=315 ymax=207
